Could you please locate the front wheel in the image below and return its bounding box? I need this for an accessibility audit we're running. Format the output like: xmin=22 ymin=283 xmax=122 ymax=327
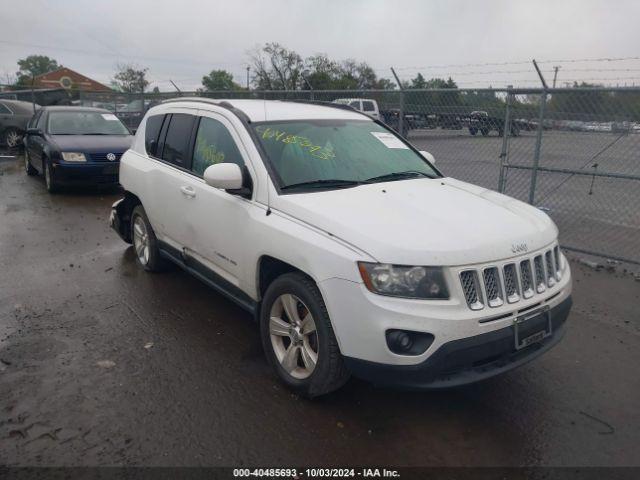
xmin=24 ymin=151 xmax=37 ymax=176
xmin=44 ymin=161 xmax=59 ymax=193
xmin=260 ymin=272 xmax=350 ymax=397
xmin=469 ymin=127 xmax=478 ymax=136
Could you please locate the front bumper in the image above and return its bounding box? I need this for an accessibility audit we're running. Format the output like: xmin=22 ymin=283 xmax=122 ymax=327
xmin=344 ymin=295 xmax=572 ymax=389
xmin=51 ymin=162 xmax=120 ymax=186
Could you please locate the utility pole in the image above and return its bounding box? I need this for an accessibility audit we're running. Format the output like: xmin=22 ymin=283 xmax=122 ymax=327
xmin=246 ymin=66 xmax=250 ymax=91
xmin=552 ymin=66 xmax=560 ymax=88
xmin=169 ymin=80 xmax=181 ymax=94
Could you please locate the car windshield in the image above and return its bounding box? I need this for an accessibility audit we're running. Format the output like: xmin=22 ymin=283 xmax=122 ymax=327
xmin=47 ymin=111 xmax=130 ymax=135
xmin=252 ymin=120 xmax=438 ymax=190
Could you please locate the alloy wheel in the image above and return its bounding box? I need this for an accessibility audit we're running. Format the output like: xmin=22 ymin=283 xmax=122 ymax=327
xmin=269 ymin=293 xmax=318 ymax=379
xmin=6 ymin=130 xmax=20 ymax=148
xmin=132 ymin=216 xmax=150 ymax=265
xmin=44 ymin=164 xmax=52 ymax=189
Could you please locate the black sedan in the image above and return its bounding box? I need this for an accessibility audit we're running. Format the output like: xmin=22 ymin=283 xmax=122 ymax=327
xmin=24 ymin=107 xmax=133 ymax=193
xmin=0 ymin=99 xmax=39 ymax=149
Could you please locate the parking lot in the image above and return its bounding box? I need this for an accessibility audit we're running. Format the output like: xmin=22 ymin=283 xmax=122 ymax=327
xmin=1 ymin=152 xmax=638 ymax=467
xmin=410 ymin=129 xmax=640 ymax=265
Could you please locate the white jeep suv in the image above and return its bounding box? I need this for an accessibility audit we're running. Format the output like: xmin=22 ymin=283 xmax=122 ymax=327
xmin=110 ymin=98 xmax=572 ymax=397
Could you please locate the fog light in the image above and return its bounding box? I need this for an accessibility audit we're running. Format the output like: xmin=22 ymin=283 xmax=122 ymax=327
xmin=387 ymin=331 xmax=413 ymax=352
xmin=386 ymin=329 xmax=434 ymax=356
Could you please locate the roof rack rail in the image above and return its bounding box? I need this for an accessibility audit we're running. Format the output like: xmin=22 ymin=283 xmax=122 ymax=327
xmin=160 ymin=96 xmax=251 ymax=123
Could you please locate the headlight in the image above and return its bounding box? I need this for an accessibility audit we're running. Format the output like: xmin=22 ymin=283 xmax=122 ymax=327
xmin=358 ymin=262 xmax=449 ymax=299
xmin=61 ymin=152 xmax=86 ymax=162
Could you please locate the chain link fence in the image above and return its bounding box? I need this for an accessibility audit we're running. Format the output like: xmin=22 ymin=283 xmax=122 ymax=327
xmin=75 ymin=87 xmax=640 ymax=265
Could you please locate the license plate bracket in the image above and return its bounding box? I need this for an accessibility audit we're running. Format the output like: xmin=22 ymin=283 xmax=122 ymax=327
xmin=514 ymin=306 xmax=552 ymax=350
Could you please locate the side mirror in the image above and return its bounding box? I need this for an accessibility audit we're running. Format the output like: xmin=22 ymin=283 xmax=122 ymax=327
xmin=203 ymin=163 xmax=244 ymax=190
xmin=27 ymin=127 xmax=43 ymax=136
xmin=420 ymin=150 xmax=435 ymax=165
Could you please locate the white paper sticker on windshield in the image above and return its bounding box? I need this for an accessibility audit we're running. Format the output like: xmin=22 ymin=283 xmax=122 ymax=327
xmin=370 ymin=132 xmax=408 ymax=149
xmin=102 ymin=113 xmax=119 ymax=121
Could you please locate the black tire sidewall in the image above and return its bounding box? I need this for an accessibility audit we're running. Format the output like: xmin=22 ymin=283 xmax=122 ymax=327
xmin=260 ymin=273 xmax=339 ymax=395
xmin=44 ymin=161 xmax=57 ymax=193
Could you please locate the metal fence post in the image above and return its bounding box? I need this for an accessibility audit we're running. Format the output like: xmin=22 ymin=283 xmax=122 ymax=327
xmin=498 ymin=85 xmax=513 ymax=193
xmin=528 ymin=91 xmax=547 ymax=204
xmin=399 ymin=89 xmax=406 ymax=137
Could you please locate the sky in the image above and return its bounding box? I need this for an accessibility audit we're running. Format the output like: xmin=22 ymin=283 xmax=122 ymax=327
xmin=2 ymin=0 xmax=640 ymax=91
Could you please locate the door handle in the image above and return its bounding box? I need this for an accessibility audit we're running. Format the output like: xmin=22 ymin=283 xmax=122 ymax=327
xmin=180 ymin=186 xmax=196 ymax=198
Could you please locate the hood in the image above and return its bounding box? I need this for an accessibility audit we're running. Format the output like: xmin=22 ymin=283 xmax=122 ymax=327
xmin=50 ymin=135 xmax=133 ymax=154
xmin=272 ymin=177 xmax=557 ymax=266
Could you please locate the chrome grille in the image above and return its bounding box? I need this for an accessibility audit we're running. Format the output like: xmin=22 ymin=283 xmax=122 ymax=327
xmin=460 ymin=270 xmax=483 ymax=310
xmin=520 ymin=259 xmax=534 ymax=298
xmin=545 ymin=251 xmax=556 ymax=286
xmin=533 ymin=255 xmax=546 ymax=293
xmin=553 ymin=246 xmax=562 ymax=280
xmin=458 ymin=245 xmax=564 ymax=310
xmin=503 ymin=263 xmax=520 ymax=303
xmin=483 ymin=267 xmax=504 ymax=307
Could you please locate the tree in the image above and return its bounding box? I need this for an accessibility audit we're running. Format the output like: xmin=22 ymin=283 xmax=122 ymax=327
xmin=111 ymin=64 xmax=149 ymax=93
xmin=16 ymin=55 xmax=60 ymax=84
xmin=250 ymin=43 xmax=303 ymax=90
xmin=202 ymin=69 xmax=240 ymax=91
xmin=409 ymin=73 xmax=427 ymax=89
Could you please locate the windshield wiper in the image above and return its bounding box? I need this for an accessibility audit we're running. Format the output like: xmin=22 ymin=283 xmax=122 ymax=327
xmin=365 ymin=170 xmax=432 ymax=183
xmin=281 ymin=179 xmax=366 ymax=191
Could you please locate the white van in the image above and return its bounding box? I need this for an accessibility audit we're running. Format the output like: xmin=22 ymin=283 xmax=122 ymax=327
xmin=333 ymin=98 xmax=381 ymax=120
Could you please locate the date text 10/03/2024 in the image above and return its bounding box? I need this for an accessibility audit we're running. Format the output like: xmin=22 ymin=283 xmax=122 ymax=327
xmin=232 ymin=468 xmax=400 ymax=478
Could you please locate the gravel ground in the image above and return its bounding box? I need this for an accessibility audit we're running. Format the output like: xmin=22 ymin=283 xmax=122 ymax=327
xmin=0 ymin=153 xmax=639 ymax=467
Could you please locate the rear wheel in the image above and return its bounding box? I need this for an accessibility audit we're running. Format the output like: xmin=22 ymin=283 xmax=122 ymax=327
xmin=3 ymin=128 xmax=21 ymax=149
xmin=260 ymin=272 xmax=350 ymax=397
xmin=469 ymin=127 xmax=478 ymax=136
xmin=481 ymin=128 xmax=489 ymax=136
xmin=130 ymin=205 xmax=169 ymax=272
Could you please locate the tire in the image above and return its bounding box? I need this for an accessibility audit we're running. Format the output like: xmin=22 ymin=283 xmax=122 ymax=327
xmin=481 ymin=128 xmax=489 ymax=136
xmin=260 ymin=272 xmax=350 ymax=397
xmin=43 ymin=161 xmax=59 ymax=193
xmin=469 ymin=127 xmax=477 ymax=136
xmin=24 ymin=151 xmax=37 ymax=176
xmin=130 ymin=205 xmax=169 ymax=272
xmin=3 ymin=128 xmax=21 ymax=149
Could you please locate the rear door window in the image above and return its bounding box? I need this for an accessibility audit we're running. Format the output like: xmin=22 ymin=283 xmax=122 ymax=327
xmin=191 ymin=117 xmax=245 ymax=176
xmin=145 ymin=114 xmax=166 ymax=157
xmin=362 ymin=101 xmax=375 ymax=112
xmin=160 ymin=113 xmax=196 ymax=168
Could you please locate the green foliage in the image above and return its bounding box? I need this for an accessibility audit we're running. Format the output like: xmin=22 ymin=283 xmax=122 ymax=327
xmin=16 ymin=55 xmax=60 ymax=85
xmin=202 ymin=69 xmax=241 ymax=91
xmin=250 ymin=44 xmax=395 ymax=91
xmin=111 ymin=64 xmax=149 ymax=93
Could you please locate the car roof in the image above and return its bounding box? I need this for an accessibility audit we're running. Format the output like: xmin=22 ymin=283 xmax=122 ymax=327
xmin=159 ymin=98 xmax=369 ymax=122
xmin=333 ymin=98 xmax=374 ymax=103
xmin=0 ymin=99 xmax=41 ymax=114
